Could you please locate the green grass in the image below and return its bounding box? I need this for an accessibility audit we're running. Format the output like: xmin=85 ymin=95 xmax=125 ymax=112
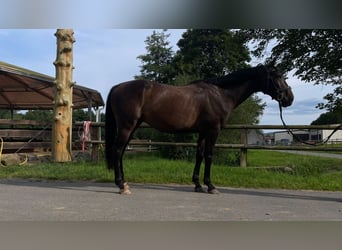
xmin=0 ymin=150 xmax=341 ymax=191
xmin=0 ymin=161 xmax=112 ymax=182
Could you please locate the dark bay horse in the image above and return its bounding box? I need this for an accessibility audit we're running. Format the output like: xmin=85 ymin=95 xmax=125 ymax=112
xmin=105 ymin=63 xmax=294 ymax=194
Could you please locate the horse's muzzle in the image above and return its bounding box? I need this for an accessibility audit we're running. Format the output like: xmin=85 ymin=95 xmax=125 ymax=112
xmin=278 ymin=87 xmax=294 ymax=107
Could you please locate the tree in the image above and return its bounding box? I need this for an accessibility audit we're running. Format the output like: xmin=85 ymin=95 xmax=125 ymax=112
xmin=0 ymin=110 xmax=20 ymax=119
xmin=136 ymin=30 xmax=175 ymax=83
xmin=72 ymin=109 xmax=94 ymax=122
xmin=23 ymin=110 xmax=53 ymax=122
xmin=241 ymin=29 xmax=342 ymax=113
xmin=174 ymin=29 xmax=251 ymax=79
xmin=311 ymin=110 xmax=342 ymax=125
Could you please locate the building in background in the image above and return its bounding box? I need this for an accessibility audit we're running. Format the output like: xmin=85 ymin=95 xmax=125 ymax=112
xmin=270 ymin=126 xmax=342 ymax=145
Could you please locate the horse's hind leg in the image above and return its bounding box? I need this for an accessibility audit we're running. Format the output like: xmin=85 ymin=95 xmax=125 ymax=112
xmin=117 ymin=120 xmax=142 ymax=194
xmin=113 ymin=127 xmax=134 ymax=194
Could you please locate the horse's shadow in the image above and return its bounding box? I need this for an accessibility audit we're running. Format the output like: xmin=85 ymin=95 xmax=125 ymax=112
xmin=1 ymin=179 xmax=341 ymax=203
xmin=132 ymin=183 xmax=342 ymax=203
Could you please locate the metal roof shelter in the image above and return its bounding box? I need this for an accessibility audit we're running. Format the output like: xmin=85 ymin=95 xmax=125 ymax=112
xmin=0 ymin=61 xmax=104 ymax=110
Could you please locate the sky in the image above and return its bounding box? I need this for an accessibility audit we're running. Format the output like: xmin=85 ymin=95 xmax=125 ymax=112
xmin=0 ymin=29 xmax=335 ymax=126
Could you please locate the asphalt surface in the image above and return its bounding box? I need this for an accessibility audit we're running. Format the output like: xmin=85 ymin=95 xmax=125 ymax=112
xmin=0 ymin=179 xmax=341 ymax=221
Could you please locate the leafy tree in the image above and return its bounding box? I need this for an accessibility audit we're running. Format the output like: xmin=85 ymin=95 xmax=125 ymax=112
xmin=241 ymin=29 xmax=342 ymax=113
xmin=73 ymin=109 xmax=94 ymax=122
xmin=0 ymin=110 xmax=15 ymax=119
xmin=311 ymin=110 xmax=342 ymax=125
xmin=21 ymin=109 xmax=94 ymax=123
xmin=174 ymin=29 xmax=251 ymax=79
xmin=17 ymin=110 xmax=52 ymax=129
xmin=23 ymin=110 xmax=53 ymax=122
xmin=136 ymin=29 xmax=175 ymax=83
xmin=0 ymin=110 xmax=23 ymax=129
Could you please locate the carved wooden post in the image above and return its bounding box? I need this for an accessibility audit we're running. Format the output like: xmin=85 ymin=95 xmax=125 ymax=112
xmin=52 ymin=29 xmax=75 ymax=162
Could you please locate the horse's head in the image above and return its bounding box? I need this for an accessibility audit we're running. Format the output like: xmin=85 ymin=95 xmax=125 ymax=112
xmin=263 ymin=63 xmax=294 ymax=107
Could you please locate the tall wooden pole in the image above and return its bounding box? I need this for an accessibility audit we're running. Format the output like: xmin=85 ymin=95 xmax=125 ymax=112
xmin=52 ymin=29 xmax=75 ymax=162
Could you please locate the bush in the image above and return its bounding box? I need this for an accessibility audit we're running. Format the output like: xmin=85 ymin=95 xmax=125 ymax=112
xmin=213 ymin=148 xmax=240 ymax=166
xmin=132 ymin=127 xmax=241 ymax=166
xmin=158 ymin=133 xmax=196 ymax=160
xmin=159 ymin=144 xmax=240 ymax=166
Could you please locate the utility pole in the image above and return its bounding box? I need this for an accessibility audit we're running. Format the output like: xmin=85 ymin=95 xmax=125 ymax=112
xmin=52 ymin=29 xmax=75 ymax=162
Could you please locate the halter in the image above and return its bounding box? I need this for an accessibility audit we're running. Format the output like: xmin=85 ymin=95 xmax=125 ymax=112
xmin=266 ymin=72 xmax=292 ymax=105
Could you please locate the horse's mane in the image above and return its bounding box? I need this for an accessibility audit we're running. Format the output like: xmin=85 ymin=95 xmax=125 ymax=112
xmin=191 ymin=65 xmax=267 ymax=88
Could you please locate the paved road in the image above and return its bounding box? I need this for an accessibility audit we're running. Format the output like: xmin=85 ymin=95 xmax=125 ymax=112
xmin=0 ymin=179 xmax=341 ymax=221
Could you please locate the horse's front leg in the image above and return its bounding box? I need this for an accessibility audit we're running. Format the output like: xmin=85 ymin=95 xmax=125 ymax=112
xmin=192 ymin=136 xmax=206 ymax=193
xmin=203 ymin=132 xmax=220 ymax=194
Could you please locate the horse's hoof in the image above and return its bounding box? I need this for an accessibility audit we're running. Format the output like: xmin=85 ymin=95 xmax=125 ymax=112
xmin=208 ymin=188 xmax=220 ymax=194
xmin=194 ymin=186 xmax=206 ymax=193
xmin=119 ymin=189 xmax=132 ymax=195
xmin=119 ymin=183 xmax=132 ymax=195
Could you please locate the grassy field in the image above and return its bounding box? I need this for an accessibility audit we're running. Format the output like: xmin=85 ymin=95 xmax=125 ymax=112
xmin=0 ymin=150 xmax=341 ymax=191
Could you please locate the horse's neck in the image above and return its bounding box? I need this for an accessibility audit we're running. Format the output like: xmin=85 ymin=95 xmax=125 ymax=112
xmin=224 ymin=79 xmax=259 ymax=108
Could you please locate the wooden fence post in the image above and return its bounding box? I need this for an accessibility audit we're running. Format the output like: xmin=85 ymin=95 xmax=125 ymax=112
xmin=52 ymin=29 xmax=75 ymax=162
xmin=240 ymin=128 xmax=247 ymax=167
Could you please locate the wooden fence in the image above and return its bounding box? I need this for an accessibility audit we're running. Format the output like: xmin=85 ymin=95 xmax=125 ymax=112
xmin=74 ymin=122 xmax=342 ymax=166
xmin=0 ymin=119 xmax=81 ymax=153
xmin=0 ymin=119 xmax=52 ymax=153
xmin=1 ymin=119 xmax=340 ymax=165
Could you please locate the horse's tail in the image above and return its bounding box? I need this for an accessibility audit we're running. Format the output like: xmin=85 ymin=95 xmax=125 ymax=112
xmin=105 ymin=87 xmax=117 ymax=170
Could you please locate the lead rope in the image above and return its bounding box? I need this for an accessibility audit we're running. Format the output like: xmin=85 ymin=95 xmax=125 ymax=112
xmin=278 ymin=102 xmax=341 ymax=146
xmin=14 ymin=124 xmax=51 ymax=154
xmin=13 ymin=124 xmax=51 ymax=166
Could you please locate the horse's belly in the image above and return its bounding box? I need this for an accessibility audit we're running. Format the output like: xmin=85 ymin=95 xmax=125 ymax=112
xmin=143 ymin=112 xmax=198 ymax=133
